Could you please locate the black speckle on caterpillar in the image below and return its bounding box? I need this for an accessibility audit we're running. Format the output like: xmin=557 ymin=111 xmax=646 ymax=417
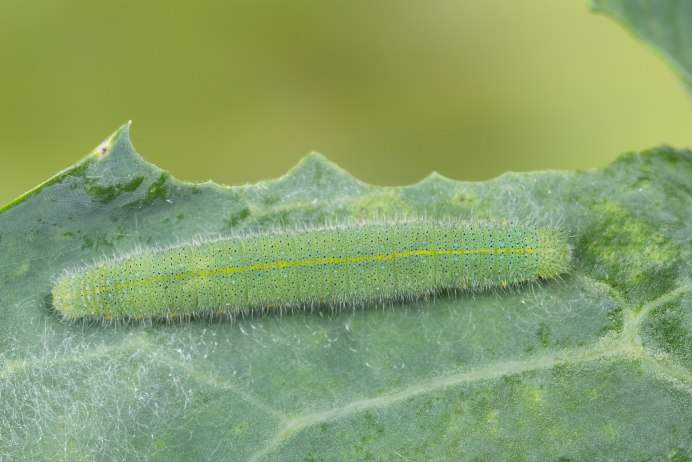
xmin=51 ymin=219 xmax=571 ymax=321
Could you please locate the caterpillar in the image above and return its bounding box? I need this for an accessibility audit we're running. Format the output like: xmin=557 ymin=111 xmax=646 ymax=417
xmin=51 ymin=220 xmax=570 ymax=320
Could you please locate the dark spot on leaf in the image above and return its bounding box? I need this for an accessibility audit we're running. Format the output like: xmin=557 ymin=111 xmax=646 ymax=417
xmin=455 ymin=193 xmax=474 ymax=203
xmin=66 ymin=161 xmax=92 ymax=180
xmin=81 ymin=235 xmax=94 ymax=249
xmin=537 ymin=322 xmax=551 ymax=347
xmin=224 ymin=207 xmax=251 ymax=228
xmin=143 ymin=173 xmax=170 ymax=204
xmin=86 ymin=176 xmax=145 ymax=204
xmin=124 ymin=173 xmax=171 ymax=208
xmin=261 ymin=194 xmax=279 ymax=206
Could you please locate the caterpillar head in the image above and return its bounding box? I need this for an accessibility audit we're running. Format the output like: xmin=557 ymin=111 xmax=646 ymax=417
xmin=537 ymin=228 xmax=571 ymax=279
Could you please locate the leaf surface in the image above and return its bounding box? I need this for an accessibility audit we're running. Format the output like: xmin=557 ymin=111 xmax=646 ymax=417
xmin=1 ymin=125 xmax=690 ymax=460
xmin=592 ymin=0 xmax=692 ymax=90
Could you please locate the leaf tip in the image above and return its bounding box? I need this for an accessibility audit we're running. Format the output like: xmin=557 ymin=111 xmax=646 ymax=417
xmin=94 ymin=121 xmax=133 ymax=159
xmin=292 ymin=151 xmax=336 ymax=172
xmin=304 ymin=150 xmax=328 ymax=161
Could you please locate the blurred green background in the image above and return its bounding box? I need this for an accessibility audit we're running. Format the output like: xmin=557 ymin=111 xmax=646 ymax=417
xmin=1 ymin=0 xmax=690 ymax=206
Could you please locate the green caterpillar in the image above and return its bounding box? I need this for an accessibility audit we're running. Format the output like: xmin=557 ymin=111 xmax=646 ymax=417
xmin=51 ymin=220 xmax=570 ymax=320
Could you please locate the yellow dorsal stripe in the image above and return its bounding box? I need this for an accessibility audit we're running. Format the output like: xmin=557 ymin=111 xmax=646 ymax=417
xmin=87 ymin=247 xmax=536 ymax=295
